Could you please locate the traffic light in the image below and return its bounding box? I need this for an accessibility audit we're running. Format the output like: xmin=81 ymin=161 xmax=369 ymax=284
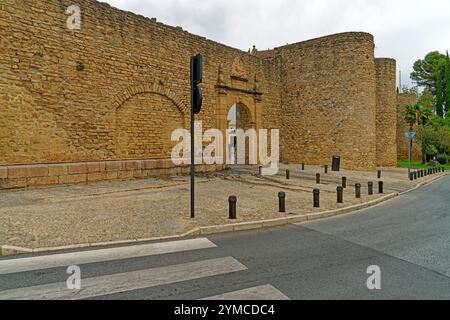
xmin=191 ymin=54 xmax=203 ymax=115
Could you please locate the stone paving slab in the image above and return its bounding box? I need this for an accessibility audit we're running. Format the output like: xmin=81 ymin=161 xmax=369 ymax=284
xmin=0 ymin=165 xmax=444 ymax=251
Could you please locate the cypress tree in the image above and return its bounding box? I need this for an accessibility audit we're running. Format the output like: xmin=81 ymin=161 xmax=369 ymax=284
xmin=436 ymin=71 xmax=444 ymax=117
xmin=445 ymin=51 xmax=450 ymax=118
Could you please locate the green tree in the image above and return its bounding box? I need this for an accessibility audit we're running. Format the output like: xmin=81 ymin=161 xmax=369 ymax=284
xmin=403 ymin=103 xmax=433 ymax=130
xmin=445 ymin=51 xmax=450 ymax=118
xmin=418 ymin=90 xmax=435 ymax=111
xmin=436 ymin=71 xmax=444 ymax=117
xmin=403 ymin=104 xmax=421 ymax=131
xmin=403 ymin=103 xmax=434 ymax=163
xmin=415 ymin=125 xmax=440 ymax=161
xmin=411 ymin=51 xmax=447 ymax=94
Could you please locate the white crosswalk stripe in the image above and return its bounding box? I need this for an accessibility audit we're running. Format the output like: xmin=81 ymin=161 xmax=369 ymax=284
xmin=0 ymin=257 xmax=247 ymax=300
xmin=0 ymin=237 xmax=290 ymax=300
xmin=0 ymin=238 xmax=216 ymax=275
xmin=201 ymin=285 xmax=290 ymax=300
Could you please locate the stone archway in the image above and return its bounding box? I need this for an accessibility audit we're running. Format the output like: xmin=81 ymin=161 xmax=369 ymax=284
xmin=113 ymin=86 xmax=187 ymax=159
xmin=227 ymin=102 xmax=254 ymax=164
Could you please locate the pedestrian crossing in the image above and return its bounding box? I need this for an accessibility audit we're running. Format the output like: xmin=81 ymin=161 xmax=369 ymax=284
xmin=0 ymin=238 xmax=290 ymax=300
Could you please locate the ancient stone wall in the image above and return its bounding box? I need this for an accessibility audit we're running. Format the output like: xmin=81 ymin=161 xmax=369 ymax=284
xmin=375 ymin=58 xmax=398 ymax=167
xmin=0 ymin=0 xmax=280 ymax=166
xmin=0 ymin=0 xmax=398 ymax=188
xmin=275 ymin=33 xmax=378 ymax=170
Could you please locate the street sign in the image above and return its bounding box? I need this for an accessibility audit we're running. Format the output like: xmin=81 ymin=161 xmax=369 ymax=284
xmin=405 ymin=131 xmax=416 ymax=141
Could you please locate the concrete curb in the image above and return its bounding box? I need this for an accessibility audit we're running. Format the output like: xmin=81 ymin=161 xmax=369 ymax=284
xmin=1 ymin=173 xmax=447 ymax=257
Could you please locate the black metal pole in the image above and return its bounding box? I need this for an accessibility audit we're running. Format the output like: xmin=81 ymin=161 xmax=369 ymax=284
xmin=313 ymin=189 xmax=320 ymax=208
xmin=229 ymin=196 xmax=237 ymax=219
xmin=337 ymin=186 xmax=343 ymax=204
xmin=368 ymin=182 xmax=373 ymax=195
xmin=355 ymin=183 xmax=361 ymax=199
xmin=278 ymin=192 xmax=286 ymax=213
xmin=342 ymin=177 xmax=347 ymax=189
xmin=190 ymin=57 xmax=195 ymax=219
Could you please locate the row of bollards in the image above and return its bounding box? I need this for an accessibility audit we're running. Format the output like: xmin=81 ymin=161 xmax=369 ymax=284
xmin=228 ymin=180 xmax=385 ymax=217
xmin=241 ymin=165 xmax=444 ymax=220
xmin=409 ymin=167 xmax=445 ymax=181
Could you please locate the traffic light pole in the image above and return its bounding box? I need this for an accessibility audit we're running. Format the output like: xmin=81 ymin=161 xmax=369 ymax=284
xmin=190 ymin=53 xmax=203 ymax=219
xmin=190 ymin=57 xmax=195 ymax=219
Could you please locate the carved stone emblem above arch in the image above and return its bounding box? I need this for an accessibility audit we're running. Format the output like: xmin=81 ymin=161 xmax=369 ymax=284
xmin=231 ymin=57 xmax=247 ymax=81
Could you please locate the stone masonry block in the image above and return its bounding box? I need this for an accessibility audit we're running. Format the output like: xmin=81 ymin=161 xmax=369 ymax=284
xmin=67 ymin=163 xmax=88 ymax=175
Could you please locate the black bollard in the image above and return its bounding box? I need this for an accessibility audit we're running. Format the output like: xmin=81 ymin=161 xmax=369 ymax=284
xmin=342 ymin=177 xmax=347 ymax=189
xmin=316 ymin=173 xmax=321 ymax=184
xmin=337 ymin=186 xmax=344 ymax=204
xmin=355 ymin=183 xmax=361 ymax=199
xmin=368 ymin=182 xmax=374 ymax=195
xmin=414 ymin=172 xmax=417 ymax=180
xmin=229 ymin=196 xmax=237 ymax=220
xmin=301 ymin=163 xmax=305 ymax=171
xmin=258 ymin=166 xmax=262 ymax=175
xmin=286 ymin=169 xmax=290 ymax=180
xmin=324 ymin=165 xmax=328 ymax=174
xmin=378 ymin=181 xmax=384 ymax=194
xmin=410 ymin=172 xmax=414 ymax=181
xmin=278 ymin=192 xmax=286 ymax=213
xmin=313 ymin=189 xmax=320 ymax=208
xmin=377 ymin=170 xmax=382 ymax=179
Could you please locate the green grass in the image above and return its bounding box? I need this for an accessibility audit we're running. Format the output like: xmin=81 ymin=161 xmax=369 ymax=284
xmin=397 ymin=160 xmax=450 ymax=169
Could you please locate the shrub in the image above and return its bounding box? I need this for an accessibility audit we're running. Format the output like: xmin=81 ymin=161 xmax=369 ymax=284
xmin=437 ymin=153 xmax=448 ymax=165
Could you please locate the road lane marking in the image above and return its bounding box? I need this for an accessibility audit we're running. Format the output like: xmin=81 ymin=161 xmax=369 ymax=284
xmin=201 ymin=284 xmax=290 ymax=300
xmin=0 ymin=238 xmax=216 ymax=275
xmin=0 ymin=257 xmax=247 ymax=300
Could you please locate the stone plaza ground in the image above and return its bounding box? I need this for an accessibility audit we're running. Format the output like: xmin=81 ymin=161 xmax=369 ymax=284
xmin=0 ymin=164 xmax=444 ymax=251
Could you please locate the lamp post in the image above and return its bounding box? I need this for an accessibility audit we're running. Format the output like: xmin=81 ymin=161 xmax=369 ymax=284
xmin=405 ymin=131 xmax=416 ymax=179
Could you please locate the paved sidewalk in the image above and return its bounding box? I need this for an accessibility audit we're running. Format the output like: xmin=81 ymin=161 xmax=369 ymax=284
xmin=0 ymin=165 xmax=442 ymax=250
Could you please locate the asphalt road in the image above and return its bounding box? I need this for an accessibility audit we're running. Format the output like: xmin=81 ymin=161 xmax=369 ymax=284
xmin=1 ymin=175 xmax=449 ymax=300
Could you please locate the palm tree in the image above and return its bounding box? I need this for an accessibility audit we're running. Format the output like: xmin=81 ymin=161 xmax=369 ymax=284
xmin=403 ymin=103 xmax=433 ymax=130
xmin=403 ymin=103 xmax=421 ymax=130
xmin=403 ymin=103 xmax=434 ymax=163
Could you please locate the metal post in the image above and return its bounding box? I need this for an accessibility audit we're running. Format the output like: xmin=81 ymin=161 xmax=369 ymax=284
xmin=286 ymin=169 xmax=290 ymax=180
xmin=190 ymin=58 xmax=195 ymax=219
xmin=377 ymin=170 xmax=382 ymax=179
xmin=302 ymin=163 xmax=305 ymax=171
xmin=259 ymin=166 xmax=262 ymax=175
xmin=342 ymin=177 xmax=347 ymax=189
xmin=409 ymin=172 xmax=413 ymax=181
xmin=368 ymin=182 xmax=373 ymax=195
xmin=316 ymin=173 xmax=320 ymax=184
xmin=355 ymin=183 xmax=361 ymax=199
xmin=229 ymin=196 xmax=237 ymax=219
xmin=414 ymin=172 xmax=417 ymax=180
xmin=278 ymin=192 xmax=286 ymax=213
xmin=324 ymin=165 xmax=328 ymax=174
xmin=408 ymin=139 xmax=412 ymax=178
xmin=405 ymin=131 xmax=416 ymax=179
xmin=378 ymin=181 xmax=384 ymax=194
xmin=313 ymin=189 xmax=320 ymax=208
xmin=337 ymin=186 xmax=344 ymax=203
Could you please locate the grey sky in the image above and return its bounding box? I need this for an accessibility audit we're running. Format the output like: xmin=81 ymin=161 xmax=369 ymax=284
xmin=103 ymin=0 xmax=450 ymax=87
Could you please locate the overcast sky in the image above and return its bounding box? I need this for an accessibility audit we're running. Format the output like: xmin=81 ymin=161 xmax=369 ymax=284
xmin=103 ymin=0 xmax=450 ymax=87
